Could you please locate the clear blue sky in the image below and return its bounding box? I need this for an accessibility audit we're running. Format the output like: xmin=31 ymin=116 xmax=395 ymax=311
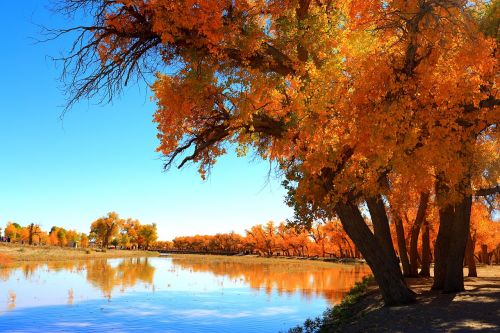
xmin=0 ymin=2 xmax=292 ymax=240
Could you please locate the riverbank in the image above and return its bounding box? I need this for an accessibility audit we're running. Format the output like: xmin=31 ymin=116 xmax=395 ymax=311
xmin=291 ymin=265 xmax=500 ymax=332
xmin=170 ymin=253 xmax=367 ymax=268
xmin=0 ymin=243 xmax=159 ymax=262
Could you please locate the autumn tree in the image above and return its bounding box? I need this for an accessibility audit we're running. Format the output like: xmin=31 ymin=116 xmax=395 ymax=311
xmin=54 ymin=0 xmax=498 ymax=305
xmin=26 ymin=223 xmax=43 ymax=245
xmin=470 ymin=201 xmax=500 ymax=266
xmin=90 ymin=212 xmax=124 ymax=249
xmin=122 ymin=218 xmax=141 ymax=249
xmin=246 ymin=222 xmax=279 ymax=256
xmin=80 ymin=233 xmax=89 ymax=248
xmin=4 ymin=222 xmax=22 ymax=242
xmin=65 ymin=229 xmax=81 ymax=247
xmin=49 ymin=226 xmax=68 ymax=247
xmin=15 ymin=223 xmax=46 ymax=245
xmin=138 ymin=223 xmax=158 ymax=250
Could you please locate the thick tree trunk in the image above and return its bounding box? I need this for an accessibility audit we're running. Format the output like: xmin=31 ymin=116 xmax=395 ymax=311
xmin=433 ymin=176 xmax=471 ymax=293
xmin=394 ymin=216 xmax=411 ymax=277
xmin=433 ymin=202 xmax=453 ymax=290
xmin=409 ymin=193 xmax=429 ymax=277
xmin=465 ymin=233 xmax=477 ymax=277
xmin=419 ymin=220 xmax=431 ymax=277
xmin=366 ymin=195 xmax=400 ymax=269
xmin=336 ymin=200 xmax=415 ymax=306
xmin=443 ymin=194 xmax=471 ymax=292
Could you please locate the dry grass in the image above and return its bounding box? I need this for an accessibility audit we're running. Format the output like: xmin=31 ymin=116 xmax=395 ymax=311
xmin=0 ymin=242 xmax=159 ymax=262
xmin=170 ymin=253 xmax=367 ymax=270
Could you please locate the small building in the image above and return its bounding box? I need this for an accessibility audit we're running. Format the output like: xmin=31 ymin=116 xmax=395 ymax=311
xmin=68 ymin=241 xmax=79 ymax=249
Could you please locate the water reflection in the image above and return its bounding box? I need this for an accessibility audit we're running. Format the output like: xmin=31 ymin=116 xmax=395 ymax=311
xmin=86 ymin=258 xmax=155 ymax=298
xmin=0 ymin=257 xmax=372 ymax=333
xmin=171 ymin=257 xmax=371 ymax=305
xmin=7 ymin=291 xmax=15 ymax=311
xmin=0 ymin=257 xmax=371 ymax=307
xmin=67 ymin=288 xmax=74 ymax=305
xmin=1 ymin=258 xmax=156 ymax=303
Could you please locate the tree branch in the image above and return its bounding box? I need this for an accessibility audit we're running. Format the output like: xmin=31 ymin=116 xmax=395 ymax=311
xmin=475 ymin=185 xmax=500 ymax=197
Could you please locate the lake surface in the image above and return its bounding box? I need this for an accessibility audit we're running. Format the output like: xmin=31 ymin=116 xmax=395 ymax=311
xmin=0 ymin=256 xmax=370 ymax=332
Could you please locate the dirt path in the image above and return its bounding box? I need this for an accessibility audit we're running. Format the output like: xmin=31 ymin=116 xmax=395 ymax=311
xmin=338 ymin=266 xmax=500 ymax=333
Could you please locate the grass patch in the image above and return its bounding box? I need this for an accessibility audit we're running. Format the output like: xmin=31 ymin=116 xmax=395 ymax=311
xmin=286 ymin=275 xmax=375 ymax=333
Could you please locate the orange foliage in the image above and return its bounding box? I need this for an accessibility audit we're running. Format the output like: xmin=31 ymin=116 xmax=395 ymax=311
xmin=172 ymin=220 xmax=356 ymax=258
xmin=471 ymin=202 xmax=500 ymax=255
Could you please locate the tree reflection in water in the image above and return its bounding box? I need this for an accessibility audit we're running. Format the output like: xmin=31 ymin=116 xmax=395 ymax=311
xmin=1 ymin=258 xmax=156 ymax=302
xmin=1 ymin=257 xmax=370 ymax=309
xmin=171 ymin=257 xmax=371 ymax=305
xmin=86 ymin=258 xmax=155 ymax=299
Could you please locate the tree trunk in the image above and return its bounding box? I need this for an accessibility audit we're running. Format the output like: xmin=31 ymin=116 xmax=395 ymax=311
xmin=366 ymin=195 xmax=400 ymax=269
xmin=409 ymin=193 xmax=429 ymax=277
xmin=465 ymin=232 xmax=477 ymax=277
xmin=28 ymin=224 xmax=34 ymax=246
xmin=433 ymin=175 xmax=471 ymax=293
xmin=443 ymin=194 xmax=471 ymax=293
xmin=336 ymin=200 xmax=415 ymax=306
xmin=433 ymin=202 xmax=452 ymax=290
xmin=394 ymin=216 xmax=411 ymax=277
xmin=481 ymin=244 xmax=490 ymax=265
xmin=419 ymin=220 xmax=431 ymax=277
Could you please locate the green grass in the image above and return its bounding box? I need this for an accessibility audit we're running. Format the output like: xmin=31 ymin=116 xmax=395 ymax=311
xmin=286 ymin=275 xmax=375 ymax=333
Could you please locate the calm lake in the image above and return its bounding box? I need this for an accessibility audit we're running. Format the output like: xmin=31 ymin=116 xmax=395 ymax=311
xmin=0 ymin=256 xmax=370 ymax=332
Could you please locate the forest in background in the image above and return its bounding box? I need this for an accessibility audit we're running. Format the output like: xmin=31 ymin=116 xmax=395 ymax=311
xmin=3 ymin=198 xmax=499 ymax=271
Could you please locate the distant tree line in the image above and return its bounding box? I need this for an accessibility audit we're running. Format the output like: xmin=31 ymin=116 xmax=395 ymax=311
xmin=1 ymin=212 xmax=158 ymax=250
xmin=154 ymin=203 xmax=500 ymax=266
xmin=164 ymin=221 xmax=357 ymax=258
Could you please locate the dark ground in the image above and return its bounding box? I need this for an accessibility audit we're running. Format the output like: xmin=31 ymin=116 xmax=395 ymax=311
xmin=338 ymin=266 xmax=500 ymax=333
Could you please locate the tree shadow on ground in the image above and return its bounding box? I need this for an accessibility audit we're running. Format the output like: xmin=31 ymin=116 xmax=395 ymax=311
xmin=340 ymin=274 xmax=500 ymax=333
